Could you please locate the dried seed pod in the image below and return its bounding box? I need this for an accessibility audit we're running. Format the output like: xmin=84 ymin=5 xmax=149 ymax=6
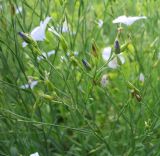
xmin=130 ymin=89 xmax=142 ymax=102
xmin=91 ymin=40 xmax=98 ymax=58
xmin=135 ymin=93 xmax=142 ymax=102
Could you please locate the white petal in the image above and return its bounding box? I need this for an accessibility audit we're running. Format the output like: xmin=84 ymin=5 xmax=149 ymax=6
xmin=42 ymin=17 xmax=52 ymax=30
xmin=47 ymin=50 xmax=55 ymax=56
xmin=101 ymin=74 xmax=109 ymax=87
xmin=30 ymin=152 xmax=39 ymax=156
xmin=113 ymin=15 xmax=147 ymax=26
xmin=139 ymin=73 xmax=145 ymax=82
xmin=102 ymin=47 xmax=112 ymax=61
xmin=125 ymin=16 xmax=147 ymax=25
xmin=108 ymin=58 xmax=118 ymax=69
xmin=16 ymin=6 xmax=22 ymax=14
xmin=20 ymin=81 xmax=38 ymax=89
xmin=62 ymin=20 xmax=69 ymax=32
xmin=37 ymin=50 xmax=55 ymax=61
xmin=113 ymin=15 xmax=127 ymax=24
xmin=22 ymin=42 xmax=28 ymax=47
xmin=30 ymin=16 xmax=51 ymax=41
xmin=108 ymin=54 xmax=125 ymax=69
xmin=20 ymin=84 xmax=30 ymax=89
xmin=118 ymin=54 xmax=125 ymax=64
xmin=31 ymin=26 xmax=45 ymax=41
xmin=98 ymin=19 xmax=103 ymax=28
xmin=30 ymin=81 xmax=38 ymax=89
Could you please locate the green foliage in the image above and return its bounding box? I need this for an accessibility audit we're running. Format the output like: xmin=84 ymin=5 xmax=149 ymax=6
xmin=0 ymin=0 xmax=160 ymax=155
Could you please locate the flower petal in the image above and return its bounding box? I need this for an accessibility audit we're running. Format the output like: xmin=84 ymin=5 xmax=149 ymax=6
xmin=108 ymin=54 xmax=125 ymax=69
xmin=16 ymin=6 xmax=22 ymax=14
xmin=118 ymin=53 xmax=125 ymax=64
xmin=62 ymin=20 xmax=69 ymax=32
xmin=108 ymin=58 xmax=118 ymax=69
xmin=113 ymin=15 xmax=147 ymax=26
xmin=30 ymin=152 xmax=39 ymax=156
xmin=139 ymin=73 xmax=145 ymax=82
xmin=102 ymin=47 xmax=112 ymax=61
xmin=98 ymin=19 xmax=103 ymax=28
xmin=30 ymin=16 xmax=51 ymax=41
xmin=22 ymin=17 xmax=51 ymax=47
xmin=101 ymin=74 xmax=109 ymax=87
xmin=22 ymin=42 xmax=28 ymax=47
xmin=20 ymin=80 xmax=38 ymax=89
xmin=37 ymin=50 xmax=55 ymax=61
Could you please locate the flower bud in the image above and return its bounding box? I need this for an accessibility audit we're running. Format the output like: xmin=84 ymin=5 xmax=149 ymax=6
xmin=18 ymin=32 xmax=41 ymax=55
xmin=114 ymin=39 xmax=120 ymax=54
xmin=82 ymin=59 xmax=91 ymax=71
xmin=18 ymin=32 xmax=33 ymax=44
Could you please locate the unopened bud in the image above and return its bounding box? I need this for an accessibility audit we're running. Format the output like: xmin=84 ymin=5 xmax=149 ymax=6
xmin=18 ymin=32 xmax=33 ymax=44
xmin=82 ymin=59 xmax=91 ymax=71
xmin=114 ymin=39 xmax=120 ymax=54
xmin=18 ymin=32 xmax=41 ymax=55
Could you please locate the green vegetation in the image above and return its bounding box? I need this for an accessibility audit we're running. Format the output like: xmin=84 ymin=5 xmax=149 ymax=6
xmin=0 ymin=0 xmax=160 ymax=155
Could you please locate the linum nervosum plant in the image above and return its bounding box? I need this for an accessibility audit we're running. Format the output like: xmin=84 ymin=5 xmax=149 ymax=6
xmin=18 ymin=14 xmax=146 ymax=155
xmin=1 ymin=1 xmax=160 ymax=156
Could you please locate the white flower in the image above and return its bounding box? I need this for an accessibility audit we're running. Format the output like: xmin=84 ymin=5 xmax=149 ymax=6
xmin=118 ymin=54 xmax=125 ymax=64
xmin=74 ymin=51 xmax=79 ymax=56
xmin=98 ymin=19 xmax=103 ymax=28
xmin=62 ymin=20 xmax=69 ymax=32
xmin=108 ymin=54 xmax=125 ymax=69
xmin=16 ymin=6 xmax=22 ymax=14
xmin=113 ymin=15 xmax=147 ymax=26
xmin=49 ymin=19 xmax=69 ymax=34
xmin=102 ymin=47 xmax=112 ymax=61
xmin=101 ymin=74 xmax=109 ymax=87
xmin=102 ymin=47 xmax=125 ymax=69
xmin=37 ymin=50 xmax=55 ymax=61
xmin=139 ymin=73 xmax=145 ymax=82
xmin=108 ymin=58 xmax=118 ymax=69
xmin=30 ymin=152 xmax=39 ymax=156
xmin=23 ymin=17 xmax=52 ymax=47
xmin=20 ymin=80 xmax=38 ymax=89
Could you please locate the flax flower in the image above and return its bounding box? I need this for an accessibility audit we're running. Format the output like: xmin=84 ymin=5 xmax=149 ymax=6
xmin=113 ymin=15 xmax=147 ymax=26
xmin=23 ymin=17 xmax=52 ymax=47
xmin=102 ymin=47 xmax=125 ymax=69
